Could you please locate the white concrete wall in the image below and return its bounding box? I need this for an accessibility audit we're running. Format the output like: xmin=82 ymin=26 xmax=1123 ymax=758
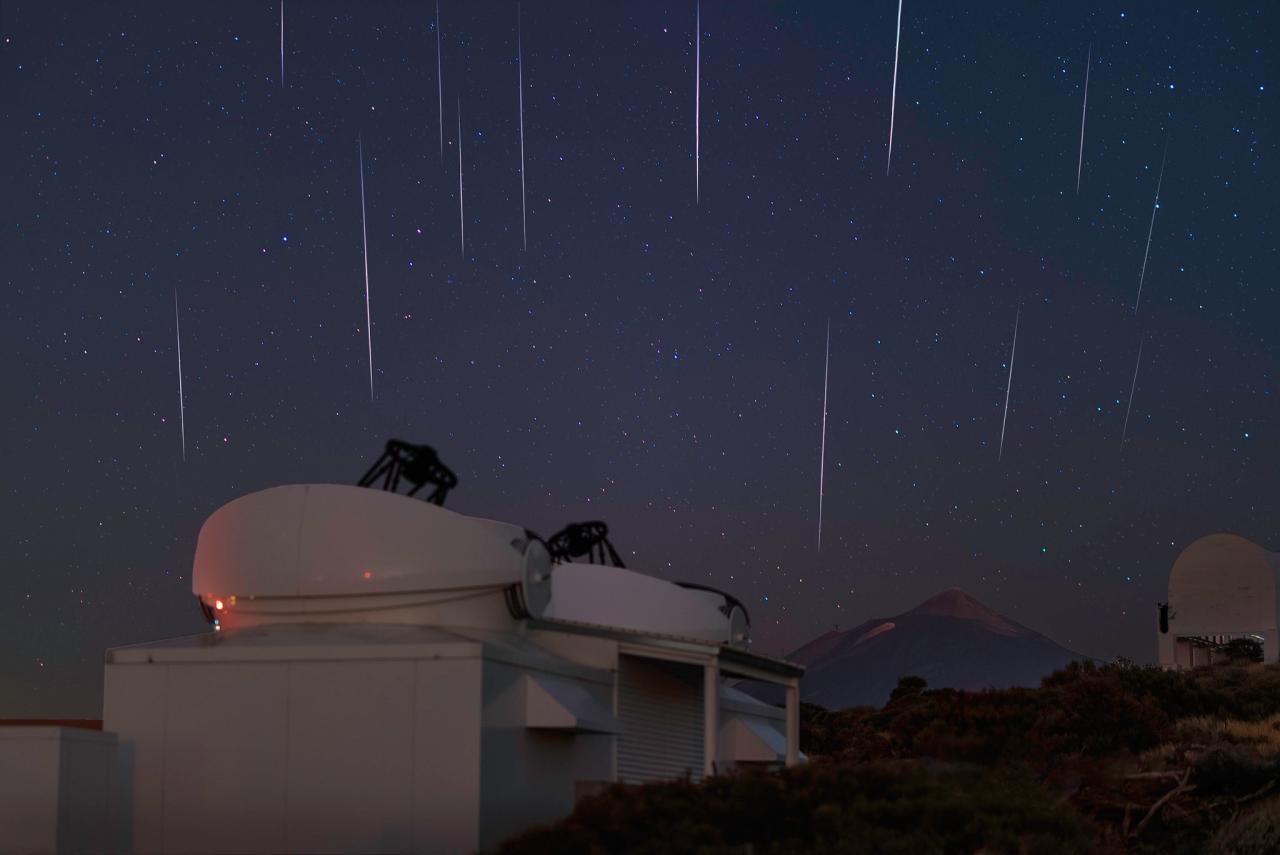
xmin=104 ymin=656 xmax=484 ymax=854
xmin=411 ymin=659 xmax=483 ymax=854
xmin=0 ymin=727 xmax=118 ymax=855
xmin=169 ymin=664 xmax=290 ymax=852
xmin=0 ymin=728 xmax=59 ymax=854
xmin=56 ymin=728 xmax=123 ymax=855
xmin=286 ymin=661 xmax=415 ymax=853
xmin=477 ymin=661 xmax=613 ymax=852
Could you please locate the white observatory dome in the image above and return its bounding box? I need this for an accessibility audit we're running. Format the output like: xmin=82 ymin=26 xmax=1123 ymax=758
xmin=1159 ymin=533 xmax=1280 ymax=667
xmin=191 ymin=483 xmax=748 ymax=647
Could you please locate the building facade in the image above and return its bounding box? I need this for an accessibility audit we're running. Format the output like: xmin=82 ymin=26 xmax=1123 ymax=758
xmin=98 ymin=483 xmax=802 ymax=853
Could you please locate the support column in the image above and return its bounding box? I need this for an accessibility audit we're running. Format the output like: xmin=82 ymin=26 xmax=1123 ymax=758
xmin=785 ymin=678 xmax=800 ymax=767
xmin=703 ymin=659 xmax=719 ymax=778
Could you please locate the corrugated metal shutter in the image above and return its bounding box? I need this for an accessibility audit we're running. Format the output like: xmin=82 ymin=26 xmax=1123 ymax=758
xmin=616 ymin=655 xmax=704 ymax=784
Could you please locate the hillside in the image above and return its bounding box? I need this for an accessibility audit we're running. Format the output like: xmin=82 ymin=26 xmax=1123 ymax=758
xmin=778 ymin=588 xmax=1086 ymax=708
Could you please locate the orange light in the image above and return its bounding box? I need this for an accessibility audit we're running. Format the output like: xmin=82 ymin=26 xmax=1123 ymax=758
xmin=361 ymin=570 xmax=373 ymax=580
xmin=214 ymin=598 xmax=224 ymax=611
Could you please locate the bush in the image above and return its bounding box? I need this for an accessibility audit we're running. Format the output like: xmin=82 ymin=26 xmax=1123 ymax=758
xmin=888 ymin=675 xmax=928 ymax=704
xmin=495 ymin=761 xmax=1098 ymax=855
xmin=1224 ymin=639 xmax=1265 ymax=665
xmin=1210 ymin=795 xmax=1280 ymax=854
xmin=803 ymin=663 xmax=1280 ymax=772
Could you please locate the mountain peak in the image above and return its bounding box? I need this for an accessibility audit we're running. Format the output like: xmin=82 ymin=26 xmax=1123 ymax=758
xmin=748 ymin=585 xmax=1087 ymax=710
xmin=905 ymin=588 xmax=1024 ymax=635
xmin=908 ymin=587 xmax=997 ymax=619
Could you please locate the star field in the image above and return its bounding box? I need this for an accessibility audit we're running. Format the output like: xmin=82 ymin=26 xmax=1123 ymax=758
xmin=2 ymin=1 xmax=1277 ymax=716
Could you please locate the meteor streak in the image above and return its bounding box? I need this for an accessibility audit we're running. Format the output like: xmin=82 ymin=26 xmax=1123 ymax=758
xmin=886 ymin=0 xmax=903 ymax=175
xmin=358 ymin=136 xmax=374 ymax=401
xmin=1121 ymin=340 xmax=1143 ymax=445
xmin=818 ymin=320 xmax=830 ymax=551
xmin=457 ymin=98 xmax=465 ymax=256
xmin=174 ymin=289 xmax=186 ymax=461
xmin=695 ymin=0 xmax=701 ymax=204
xmin=518 ymin=3 xmax=527 ymax=250
xmin=1134 ymin=138 xmax=1168 ymax=316
xmin=279 ymin=2 xmax=285 ymax=89
xmin=1076 ymin=43 xmax=1090 ymax=193
xmin=998 ymin=306 xmax=1019 ymax=462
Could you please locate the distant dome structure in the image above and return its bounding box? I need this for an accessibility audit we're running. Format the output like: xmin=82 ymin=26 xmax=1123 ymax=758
xmin=1158 ymin=534 xmax=1280 ymax=668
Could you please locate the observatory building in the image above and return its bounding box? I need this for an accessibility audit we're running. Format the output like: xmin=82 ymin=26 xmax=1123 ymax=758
xmin=92 ymin=457 xmax=802 ymax=853
xmin=1158 ymin=533 xmax=1280 ymax=668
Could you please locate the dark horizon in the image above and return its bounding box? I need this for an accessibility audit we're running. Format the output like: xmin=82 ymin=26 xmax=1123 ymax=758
xmin=3 ymin=1 xmax=1277 ymax=717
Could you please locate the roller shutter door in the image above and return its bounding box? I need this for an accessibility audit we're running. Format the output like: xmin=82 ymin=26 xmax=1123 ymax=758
xmin=616 ymin=655 xmax=704 ymax=784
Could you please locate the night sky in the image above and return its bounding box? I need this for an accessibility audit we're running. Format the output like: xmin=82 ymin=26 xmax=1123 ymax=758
xmin=3 ymin=2 xmax=1277 ymax=717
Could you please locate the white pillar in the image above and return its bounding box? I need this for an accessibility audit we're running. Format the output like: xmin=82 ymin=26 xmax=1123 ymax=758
xmin=785 ymin=678 xmax=800 ymax=767
xmin=703 ymin=659 xmax=719 ymax=778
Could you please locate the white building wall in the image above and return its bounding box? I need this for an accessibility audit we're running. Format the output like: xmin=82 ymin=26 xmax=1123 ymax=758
xmin=0 ymin=728 xmax=59 ymax=854
xmin=411 ymin=658 xmax=483 ymax=854
xmin=162 ymin=664 xmax=290 ymax=854
xmin=477 ymin=660 xmax=613 ymax=852
xmin=54 ymin=728 xmax=121 ymax=854
xmin=104 ymin=654 xmax=485 ymax=854
xmin=0 ymin=727 xmax=118 ymax=855
xmin=104 ymin=665 xmax=167 ymax=853
xmin=284 ymin=662 xmax=416 ymax=853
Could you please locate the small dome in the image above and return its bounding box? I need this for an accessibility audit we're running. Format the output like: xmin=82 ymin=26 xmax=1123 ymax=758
xmin=1168 ymin=534 xmax=1280 ymax=637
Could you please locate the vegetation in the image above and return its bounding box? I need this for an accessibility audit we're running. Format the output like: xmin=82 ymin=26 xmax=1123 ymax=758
xmin=496 ymin=663 xmax=1280 ymax=854
xmin=1224 ymin=639 xmax=1265 ymax=665
xmin=498 ymin=761 xmax=1095 ymax=854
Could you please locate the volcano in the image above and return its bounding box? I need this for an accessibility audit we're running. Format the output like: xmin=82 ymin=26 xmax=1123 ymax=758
xmin=770 ymin=588 xmax=1087 ymax=710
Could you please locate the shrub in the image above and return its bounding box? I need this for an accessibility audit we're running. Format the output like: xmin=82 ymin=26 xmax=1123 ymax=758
xmin=1224 ymin=639 xmax=1265 ymax=665
xmin=1209 ymin=795 xmax=1280 ymax=855
xmin=888 ymin=675 xmax=928 ymax=704
xmin=495 ymin=761 xmax=1098 ymax=855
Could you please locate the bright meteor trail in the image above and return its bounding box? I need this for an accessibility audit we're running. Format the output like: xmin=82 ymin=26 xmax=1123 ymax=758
xmin=357 ymin=136 xmax=374 ymax=402
xmin=279 ymin=2 xmax=285 ymax=89
xmin=886 ymin=0 xmax=903 ymax=175
xmin=1076 ymin=43 xmax=1090 ymax=193
xmin=174 ymin=288 xmax=186 ymax=461
xmin=1134 ymin=138 xmax=1168 ymax=316
xmin=1121 ymin=340 xmax=1143 ymax=446
xmin=817 ymin=320 xmax=830 ymax=551
xmin=998 ymin=306 xmax=1019 ymax=462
